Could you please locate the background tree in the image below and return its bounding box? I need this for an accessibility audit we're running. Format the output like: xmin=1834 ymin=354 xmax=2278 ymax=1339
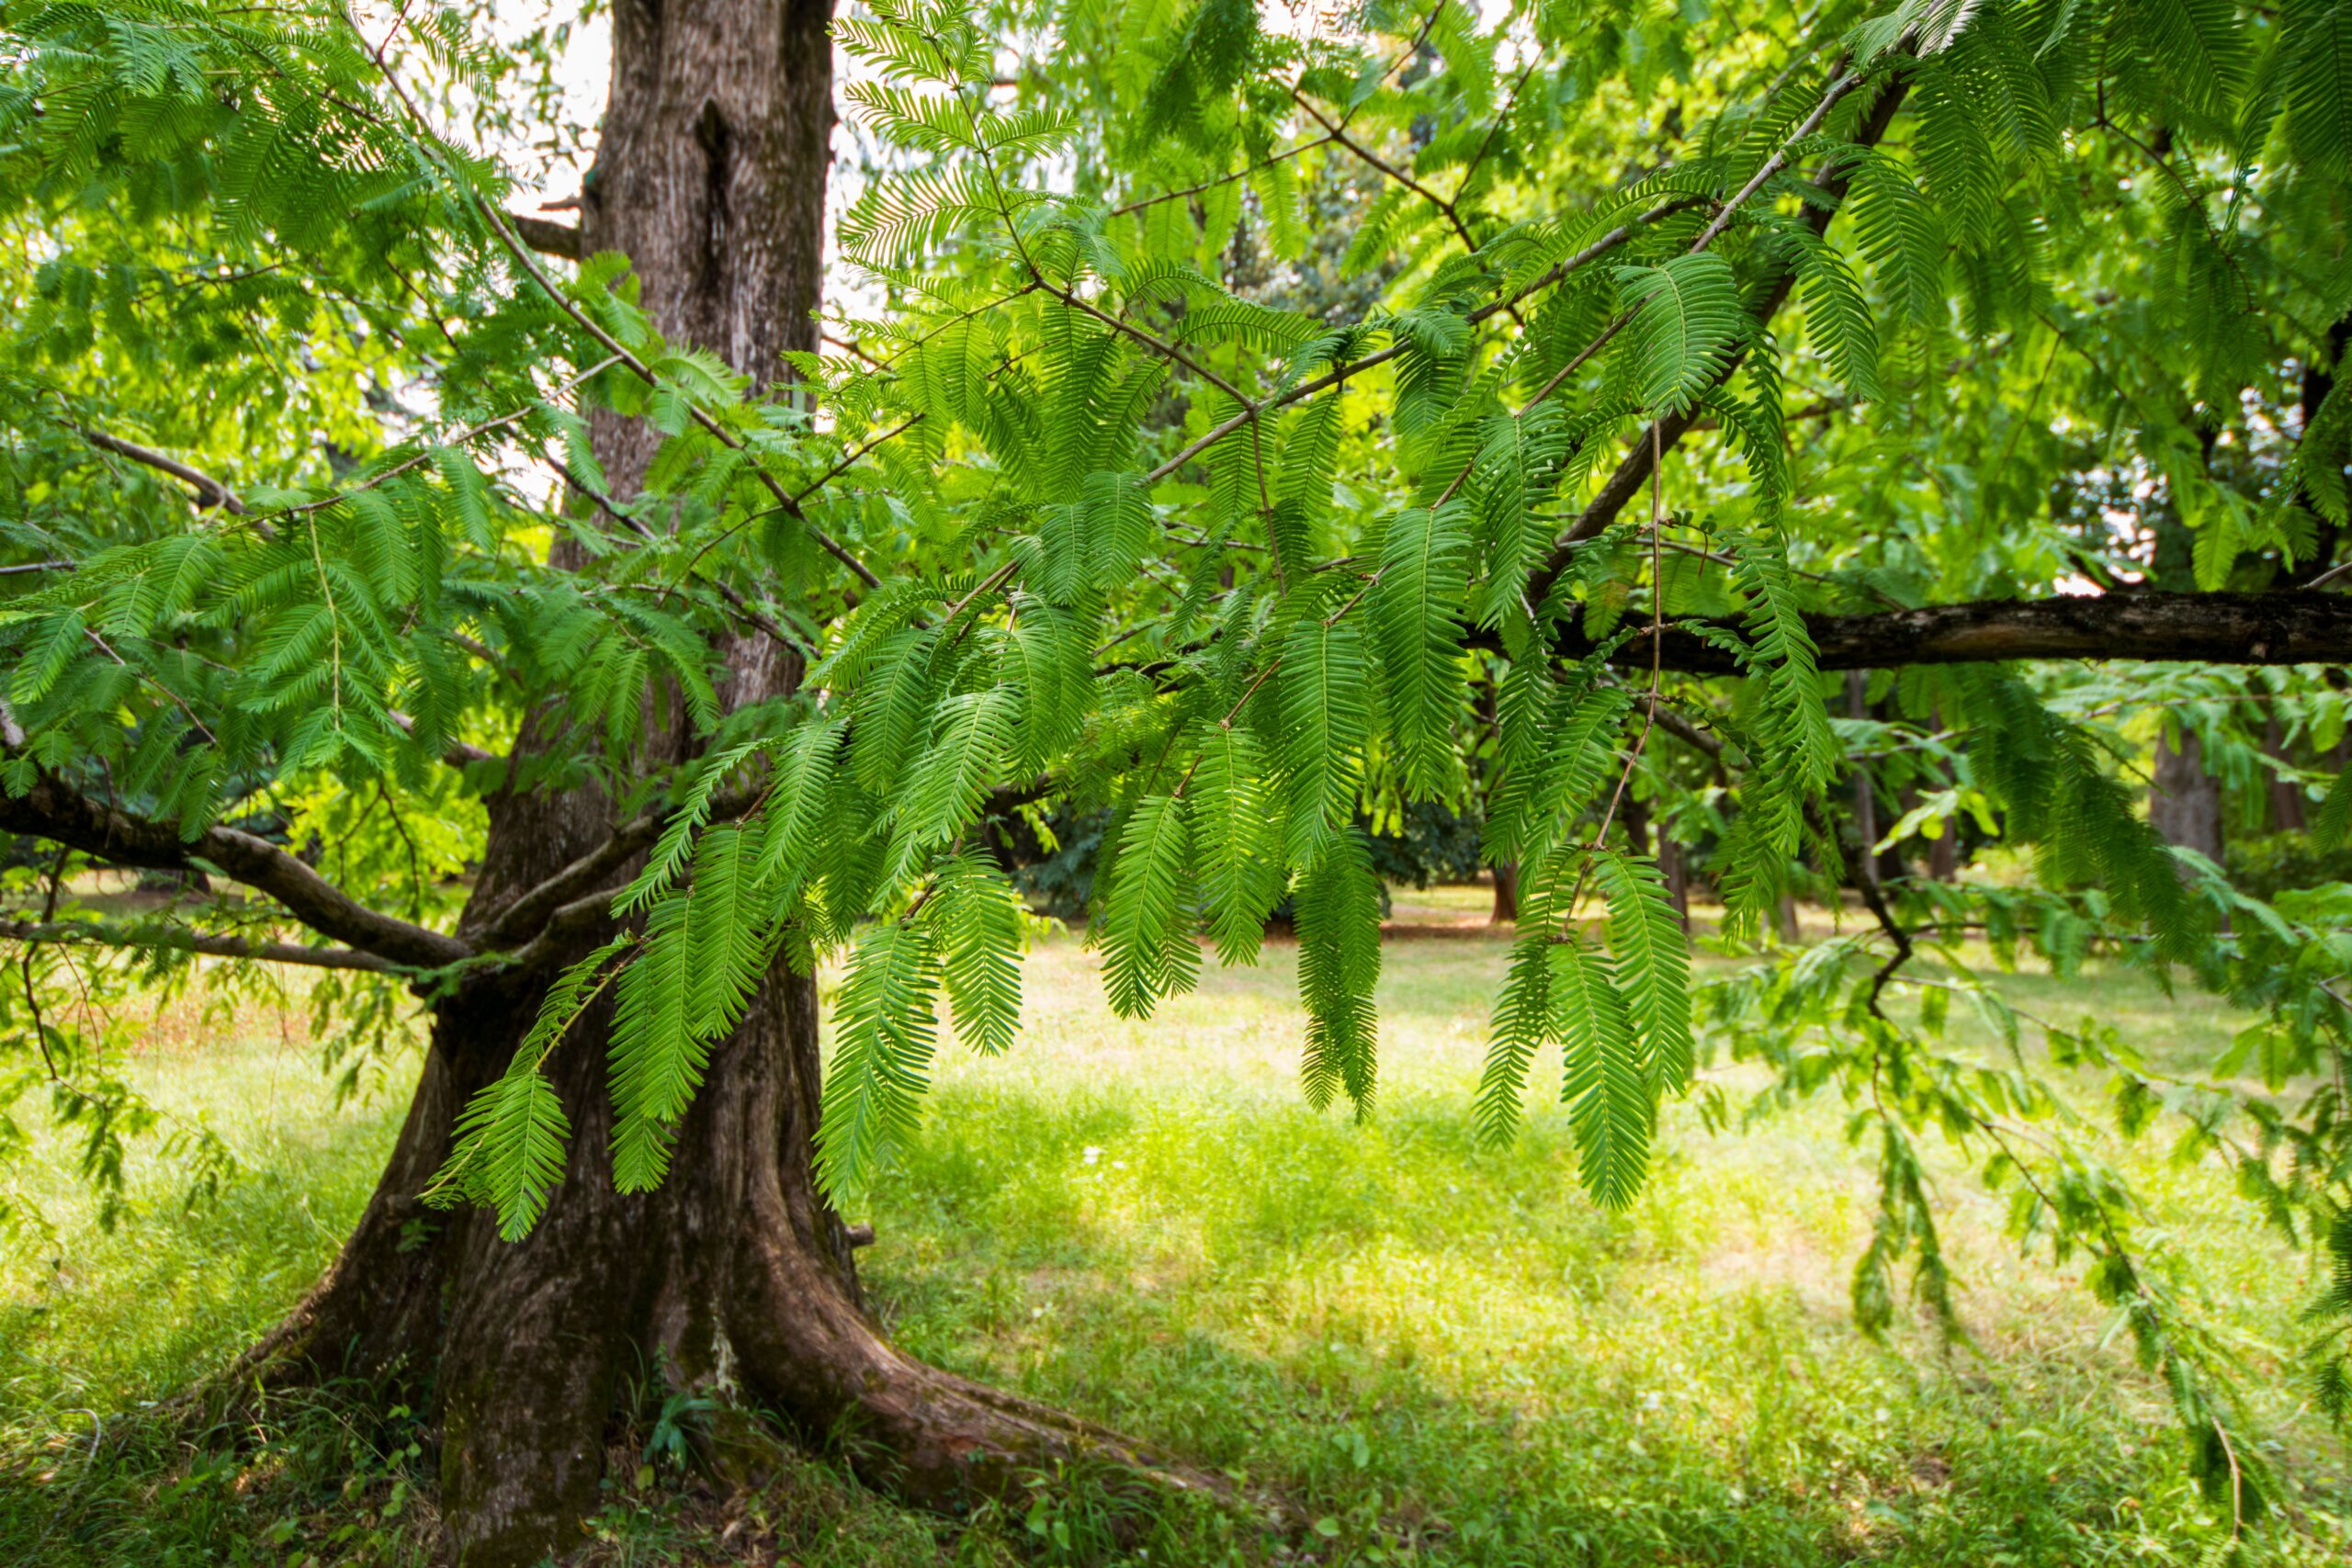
xmin=8 ymin=0 xmax=2352 ymax=1559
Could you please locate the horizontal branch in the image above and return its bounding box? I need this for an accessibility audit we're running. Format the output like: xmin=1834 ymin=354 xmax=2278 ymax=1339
xmin=1546 ymin=591 xmax=2352 ymax=673
xmin=509 ymin=212 xmax=582 ymax=258
xmin=0 ymin=919 xmax=400 ymax=974
xmin=387 ymin=709 xmax=497 ymax=769
xmin=0 ymin=766 xmax=470 ymax=969
xmin=80 ymin=427 xmax=248 ymax=514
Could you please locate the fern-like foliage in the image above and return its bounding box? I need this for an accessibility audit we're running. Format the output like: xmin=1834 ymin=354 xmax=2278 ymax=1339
xmin=813 ymin=919 xmax=944 ymax=1201
xmin=1612 ymin=254 xmax=1746 ymax=415
xmin=1593 ymin=849 xmax=1694 ymax=1097
xmin=926 ymin=852 xmax=1024 ymax=1055
xmin=1555 ymin=929 xmax=1648 ymax=1210
xmin=425 ymin=938 xmax=633 ymax=1239
xmin=1100 ymin=792 xmax=1201 ymax=1019
xmin=1278 ymin=615 xmax=1371 ymax=866
xmin=1295 ymin=831 xmax=1382 ymax=1115
xmin=1371 ymin=503 xmax=1473 ymax=797
xmin=1718 ymin=530 xmax=1838 ymax=938
xmin=1190 ymin=725 xmax=1281 ymax=964
xmin=605 ymin=821 xmax=780 ymax=1190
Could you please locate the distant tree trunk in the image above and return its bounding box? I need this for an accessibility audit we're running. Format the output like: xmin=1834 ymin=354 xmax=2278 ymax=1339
xmin=1622 ymin=789 xmax=1652 ymax=859
xmin=1657 ymin=834 xmax=1690 ymax=931
xmin=2150 ymin=726 xmax=2225 ymax=867
xmin=2287 ymin=313 xmax=2352 ymax=587
xmin=1927 ymin=828 xmax=1957 ymax=882
xmin=1490 ymin=860 xmax=1519 ymax=923
xmin=2265 ymin=712 xmax=2308 ymax=833
xmin=1845 ymin=670 xmax=1881 ymax=893
xmin=1923 ymin=703 xmax=1957 ymax=881
xmin=232 ymin=6 xmax=1217 ymax=1562
xmin=1776 ymin=893 xmax=1801 ymax=944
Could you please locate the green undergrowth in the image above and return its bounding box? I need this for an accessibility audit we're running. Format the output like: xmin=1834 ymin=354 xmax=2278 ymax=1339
xmin=1 ymin=924 xmax=2347 ymax=1565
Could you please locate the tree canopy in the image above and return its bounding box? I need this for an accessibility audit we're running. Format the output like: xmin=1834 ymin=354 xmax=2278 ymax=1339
xmin=6 ymin=0 xmax=2352 ymax=1537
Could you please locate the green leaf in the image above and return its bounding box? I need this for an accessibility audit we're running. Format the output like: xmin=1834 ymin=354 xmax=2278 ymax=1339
xmin=814 ymin=920 xmax=944 ymax=1201
xmin=425 ymin=937 xmax=631 ymax=1240
xmin=1101 ymin=792 xmax=1201 ymax=1019
xmin=684 ymin=824 xmax=771 ymax=1040
xmin=1555 ymin=931 xmax=1649 ymax=1210
xmin=1787 ymin=230 xmax=1881 ymax=403
xmin=2120 ymin=0 xmax=2250 ymax=119
xmin=2316 ymin=762 xmax=2352 ymax=848
xmin=1295 ymin=831 xmax=1381 ymax=1115
xmin=1612 ymin=253 xmax=1745 ymax=416
xmin=888 ymin=687 xmax=1014 ymax=883
xmin=1593 ymin=849 xmax=1694 ymax=1095
xmin=615 ymin=738 xmax=767 ymax=918
xmin=1279 ymin=615 xmax=1371 ymax=866
xmin=1191 ymin=725 xmax=1281 ymax=965
xmin=1371 ymin=504 xmax=1472 ymax=797
xmin=1476 ymin=926 xmax=1560 ymax=1147
xmin=2285 ymin=0 xmax=2352 ymax=180
xmin=756 ymin=717 xmax=847 ymax=900
xmin=609 ymin=823 xmax=774 ymax=1193
xmin=925 ymin=852 xmax=1024 ymax=1055
xmin=441 ymin=1063 xmax=572 ymax=1243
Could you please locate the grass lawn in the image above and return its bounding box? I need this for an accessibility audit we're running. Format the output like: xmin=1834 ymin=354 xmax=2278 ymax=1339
xmin=1 ymin=906 xmax=2346 ymax=1565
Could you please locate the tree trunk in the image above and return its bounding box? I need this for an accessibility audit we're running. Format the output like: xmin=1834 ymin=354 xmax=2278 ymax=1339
xmin=1657 ymin=833 xmax=1690 ymax=931
xmin=233 ymin=4 xmax=1222 ymax=1562
xmin=1845 ymin=670 xmax=1881 ymax=895
xmin=1622 ymin=789 xmax=1652 ymax=860
xmin=1775 ymin=893 xmax=1802 ymax=944
xmin=2151 ymin=725 xmax=2225 ymax=867
xmin=1490 ymin=860 xmax=1519 ymax=924
xmin=2264 ymin=712 xmax=2308 ymax=833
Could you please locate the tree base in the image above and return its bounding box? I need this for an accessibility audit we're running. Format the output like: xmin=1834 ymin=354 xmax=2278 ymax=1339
xmin=220 ymin=961 xmax=1250 ymax=1567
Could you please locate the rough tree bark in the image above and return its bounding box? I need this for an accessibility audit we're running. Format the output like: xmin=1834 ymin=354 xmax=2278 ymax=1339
xmin=232 ymin=5 xmax=1218 ymax=1562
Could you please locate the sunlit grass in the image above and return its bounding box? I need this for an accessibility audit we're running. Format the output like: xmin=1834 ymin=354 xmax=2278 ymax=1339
xmin=872 ymin=930 xmax=2347 ymax=1565
xmin=2 ymin=912 xmax=2346 ymax=1564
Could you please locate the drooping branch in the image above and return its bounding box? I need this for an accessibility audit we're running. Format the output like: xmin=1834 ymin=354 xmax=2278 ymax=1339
xmin=1544 ymin=591 xmax=2352 ymax=672
xmin=0 ymin=766 xmax=470 ymax=969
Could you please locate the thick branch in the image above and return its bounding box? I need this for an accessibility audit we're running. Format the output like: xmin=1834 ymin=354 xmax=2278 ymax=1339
xmin=0 ymin=767 xmax=469 ymax=968
xmin=509 ymin=213 xmax=582 ymax=258
xmin=80 ymin=428 xmax=248 ymax=513
xmin=1545 ymin=591 xmax=2352 ymax=672
xmin=387 ymin=709 xmax=497 ymax=769
xmin=476 ymin=805 xmax=673 ymax=948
